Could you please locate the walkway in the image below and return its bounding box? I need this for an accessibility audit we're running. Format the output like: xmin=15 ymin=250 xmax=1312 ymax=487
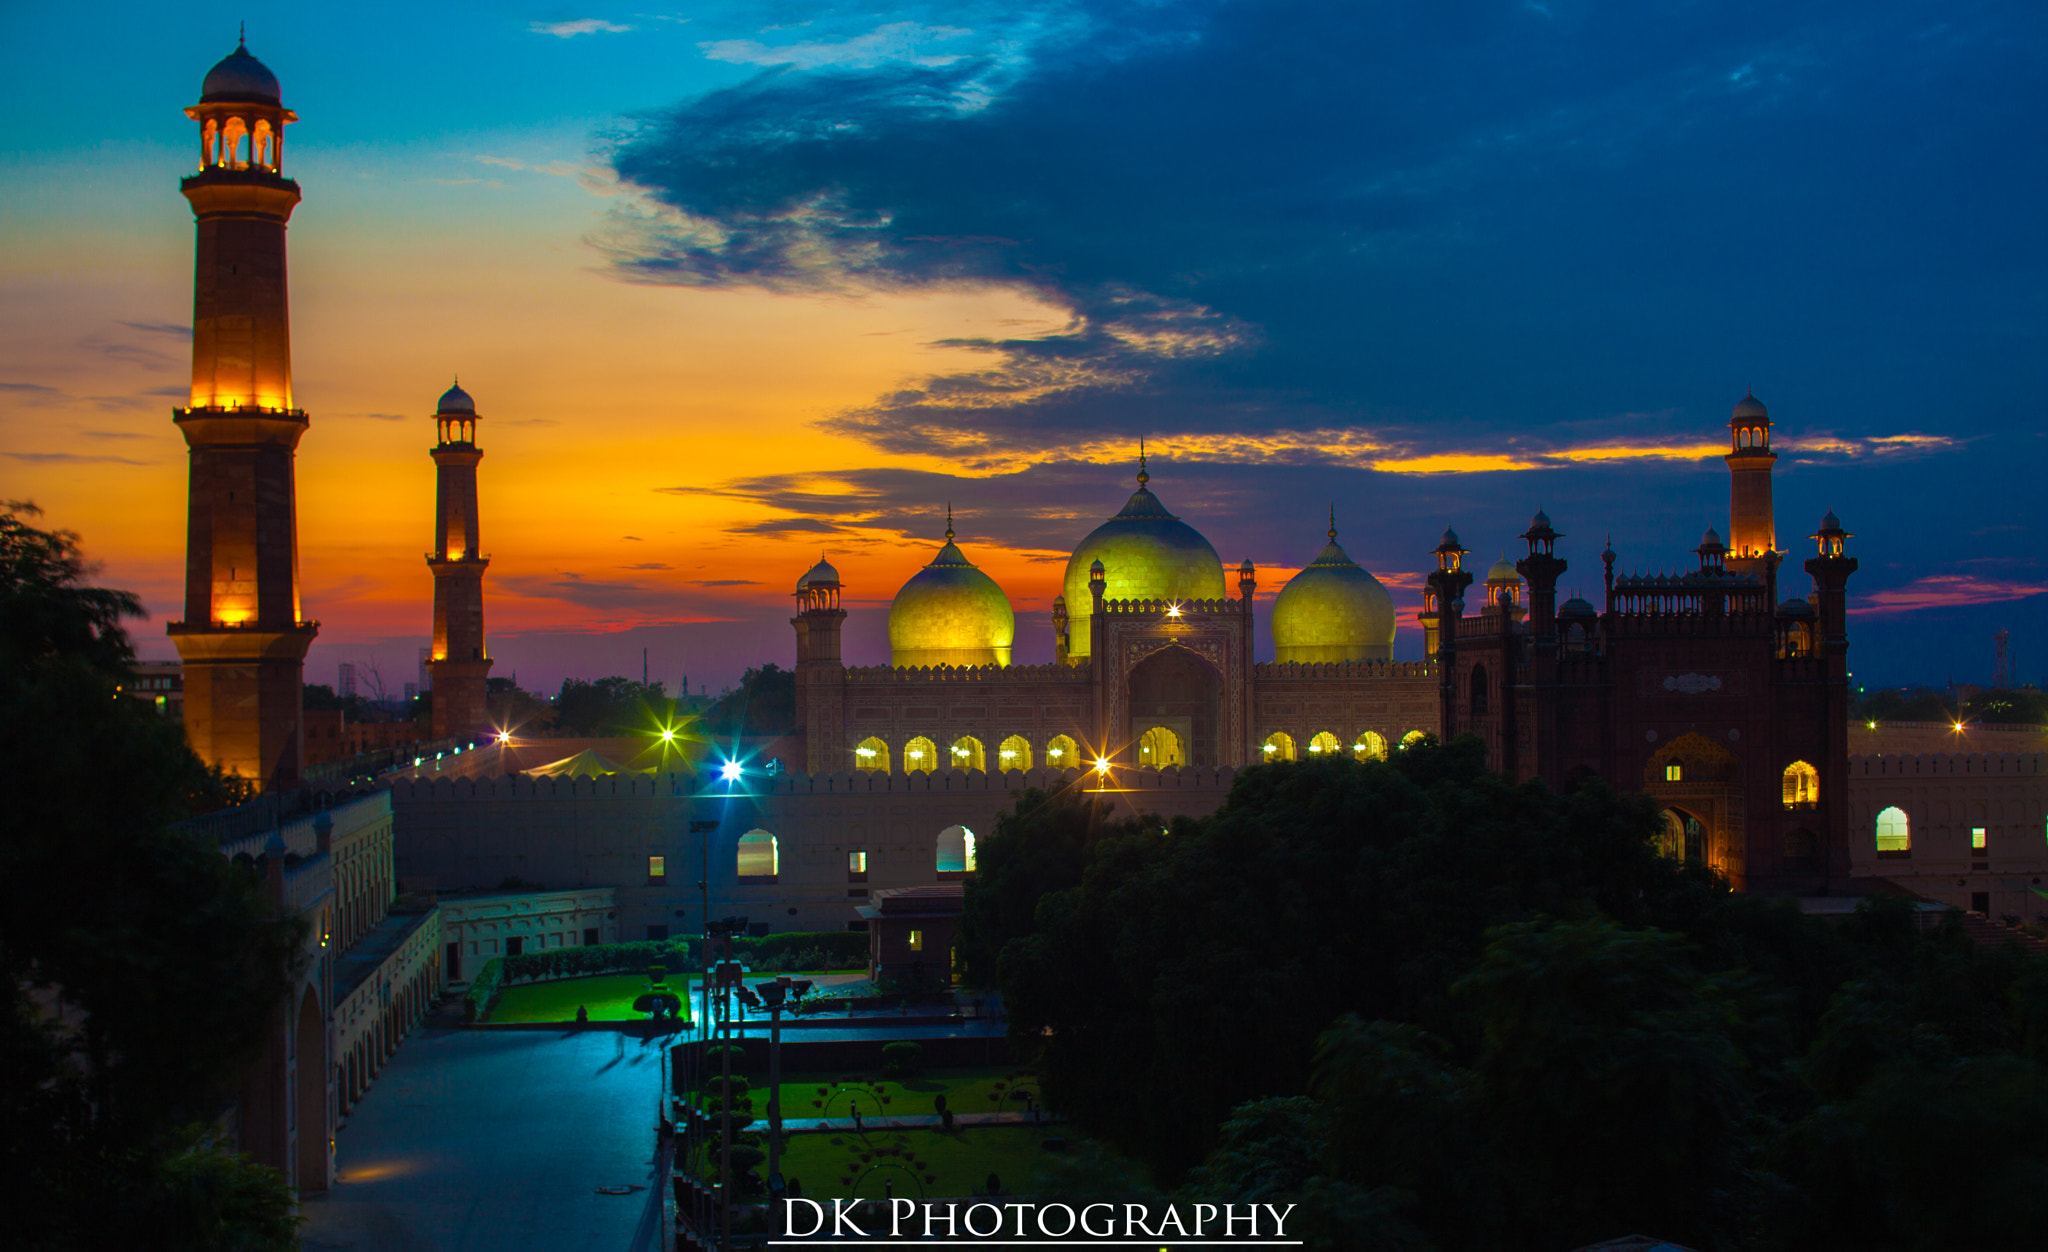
xmin=300 ymin=1027 xmax=668 ymax=1252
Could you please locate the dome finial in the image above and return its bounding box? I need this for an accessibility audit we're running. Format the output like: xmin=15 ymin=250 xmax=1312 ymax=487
xmin=239 ymin=20 xmax=246 ymax=48
xmin=1136 ymin=437 xmax=1149 ymax=487
xmin=1327 ymin=504 xmax=1337 ymax=542
xmin=945 ymin=502 xmax=955 ymax=542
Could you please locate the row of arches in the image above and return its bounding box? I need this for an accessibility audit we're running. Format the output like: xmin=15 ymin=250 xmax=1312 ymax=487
xmin=855 ymin=735 xmax=1081 ymax=775
xmin=734 ymin=825 xmax=977 ymax=882
xmin=201 ymin=115 xmax=281 ymax=172
xmin=337 ymin=958 xmax=438 ymax=1117
xmin=1262 ymin=729 xmax=1427 ymax=762
xmin=1651 ymin=751 xmax=1821 ymax=811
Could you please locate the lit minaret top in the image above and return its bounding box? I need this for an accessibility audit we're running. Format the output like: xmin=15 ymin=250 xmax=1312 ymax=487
xmin=1725 ymin=391 xmax=1779 ymax=586
xmin=426 ymin=381 xmax=492 ymax=738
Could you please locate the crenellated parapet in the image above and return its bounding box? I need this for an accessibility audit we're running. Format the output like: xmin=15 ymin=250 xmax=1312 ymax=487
xmin=1095 ymin=596 xmax=1246 ymax=616
xmin=843 ymin=662 xmax=1091 ymax=684
xmin=1254 ymin=659 xmax=1434 ymax=682
xmin=1848 ymin=752 xmax=2048 ymax=777
xmin=756 ymin=764 xmax=1241 ymax=796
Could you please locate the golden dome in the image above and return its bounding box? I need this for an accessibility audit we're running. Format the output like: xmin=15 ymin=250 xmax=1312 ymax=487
xmin=1271 ymin=515 xmax=1394 ymax=662
xmin=888 ymin=526 xmax=1014 ymax=668
xmin=1062 ymin=462 xmax=1224 ymax=659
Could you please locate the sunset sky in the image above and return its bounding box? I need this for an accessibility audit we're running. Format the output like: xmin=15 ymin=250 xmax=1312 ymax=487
xmin=3 ymin=1 xmax=2043 ymax=696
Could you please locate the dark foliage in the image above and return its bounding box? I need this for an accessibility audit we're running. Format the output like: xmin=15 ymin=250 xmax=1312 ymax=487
xmin=702 ymin=664 xmax=797 ymax=738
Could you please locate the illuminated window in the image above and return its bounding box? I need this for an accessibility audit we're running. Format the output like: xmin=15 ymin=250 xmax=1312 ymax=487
xmin=1665 ymin=763 xmax=1683 ymax=782
xmin=1401 ymin=730 xmax=1427 ymax=749
xmin=998 ymin=735 xmax=1032 ymax=771
xmin=848 ymin=850 xmax=868 ymax=873
xmin=1354 ymin=731 xmax=1387 ymax=762
xmin=1971 ymin=826 xmax=1987 ymax=851
xmin=1782 ymin=761 xmax=1819 ymax=807
xmin=904 ymin=736 xmax=938 ymax=774
xmin=1046 ymin=735 xmax=1079 ymax=769
xmin=737 ymin=830 xmax=780 ymax=880
xmin=854 ymin=736 xmax=890 ymax=774
xmin=908 ymin=929 xmax=924 ymax=952
xmin=937 ymin=825 xmax=976 ymax=876
xmin=1308 ymin=731 xmax=1341 ymax=757
xmin=1137 ymin=725 xmax=1185 ymax=767
xmin=950 ymin=735 xmax=986 ymax=772
xmin=1263 ymin=731 xmax=1296 ymax=761
xmin=648 ymin=855 xmax=666 ymax=880
xmin=1875 ymin=807 xmax=1910 ymax=855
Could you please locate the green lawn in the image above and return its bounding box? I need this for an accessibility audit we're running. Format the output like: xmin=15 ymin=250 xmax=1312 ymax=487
xmin=719 ymin=1126 xmax=1064 ymax=1200
xmin=485 ymin=973 xmax=685 ymax=1024
xmin=686 ymin=1067 xmax=1044 ymax=1119
xmin=484 ymin=971 xmax=865 ymax=1023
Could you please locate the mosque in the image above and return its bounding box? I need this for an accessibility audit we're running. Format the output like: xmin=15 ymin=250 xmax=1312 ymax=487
xmin=789 ymin=453 xmax=1438 ymax=785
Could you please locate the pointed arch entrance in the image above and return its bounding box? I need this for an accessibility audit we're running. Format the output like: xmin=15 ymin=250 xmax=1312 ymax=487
xmin=1125 ymin=645 xmax=1221 ymax=767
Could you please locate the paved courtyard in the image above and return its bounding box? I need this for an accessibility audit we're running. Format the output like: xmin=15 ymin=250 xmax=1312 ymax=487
xmin=301 ymin=1027 xmax=669 ymax=1252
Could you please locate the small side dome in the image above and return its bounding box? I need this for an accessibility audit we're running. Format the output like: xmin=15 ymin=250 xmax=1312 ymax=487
xmin=1558 ymin=595 xmax=1597 ymax=618
xmin=1486 ymin=555 xmax=1519 ymax=583
xmin=1732 ymin=391 xmax=1768 ymax=420
xmin=436 ymin=381 xmax=476 ymax=415
xmin=890 ymin=534 xmax=1014 ymax=669
xmin=796 ymin=558 xmax=840 ymax=592
xmin=1530 ymin=507 xmax=1553 ymax=530
xmin=202 ymin=42 xmax=282 ymax=103
xmin=1272 ymin=522 xmax=1395 ymax=663
xmin=1818 ymin=509 xmax=1842 ymax=531
xmin=1700 ymin=526 xmax=1724 ymax=548
xmin=1776 ymin=598 xmax=1817 ymax=618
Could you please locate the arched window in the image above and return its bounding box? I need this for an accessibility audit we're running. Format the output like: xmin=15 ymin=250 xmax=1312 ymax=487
xmin=1783 ymin=828 xmax=1817 ymax=868
xmin=202 ymin=118 xmax=219 ymax=167
xmin=937 ymin=825 xmax=976 ymax=877
xmin=253 ymin=118 xmax=274 ymax=169
xmin=1659 ymin=809 xmax=1705 ymax=861
xmin=1262 ymin=731 xmax=1296 ymax=761
xmin=221 ymin=116 xmax=249 ymax=168
xmin=1875 ymin=806 xmax=1910 ymax=856
xmin=1469 ymin=664 xmax=1489 ymax=717
xmin=1665 ymin=762 xmax=1684 ymax=782
xmin=1308 ymin=731 xmax=1342 ymax=756
xmin=1401 ymin=730 xmax=1427 ymax=749
xmin=736 ymin=830 xmax=779 ymax=881
xmin=997 ymin=735 xmax=1032 ymax=771
xmin=903 ymin=736 xmax=937 ymax=774
xmin=1137 ymin=726 xmax=1184 ymax=768
xmin=1353 ymin=730 xmax=1387 ymax=761
xmin=1782 ymin=761 xmax=1819 ymax=807
xmin=949 ymin=736 xmax=985 ymax=772
xmin=1045 ymin=735 xmax=1079 ymax=769
xmin=853 ymin=736 xmax=890 ymax=774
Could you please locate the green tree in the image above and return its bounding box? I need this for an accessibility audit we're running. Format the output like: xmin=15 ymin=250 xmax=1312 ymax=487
xmin=0 ymin=502 xmax=302 ymax=1249
xmin=703 ymin=664 xmax=796 ymax=738
xmin=955 ymin=787 xmax=1144 ymax=987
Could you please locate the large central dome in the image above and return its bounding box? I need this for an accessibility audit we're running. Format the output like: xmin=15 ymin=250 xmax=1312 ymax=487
xmin=1271 ymin=515 xmax=1395 ymax=662
xmin=889 ymin=524 xmax=1015 ymax=669
xmin=1062 ymin=463 xmax=1225 ymax=659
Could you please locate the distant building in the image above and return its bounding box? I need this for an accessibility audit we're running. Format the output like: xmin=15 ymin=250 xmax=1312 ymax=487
xmin=337 ymin=662 xmax=356 ymax=700
xmin=128 ymin=660 xmax=184 ymax=723
xmin=403 ymin=681 xmax=417 ymax=703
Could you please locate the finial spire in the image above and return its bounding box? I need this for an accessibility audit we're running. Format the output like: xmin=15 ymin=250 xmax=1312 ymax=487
xmin=1327 ymin=503 xmax=1337 ymax=542
xmin=1136 ymin=438 xmax=1149 ymax=487
xmin=944 ymin=502 xmax=955 ymax=542
xmin=239 ymin=20 xmax=246 ymax=47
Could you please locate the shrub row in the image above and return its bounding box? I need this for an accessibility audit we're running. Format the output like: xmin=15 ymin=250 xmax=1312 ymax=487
xmin=463 ymin=957 xmax=505 ymax=1023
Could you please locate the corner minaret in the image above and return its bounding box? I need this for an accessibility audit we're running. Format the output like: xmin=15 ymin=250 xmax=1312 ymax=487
xmin=426 ymin=382 xmax=492 ymax=738
xmin=1724 ymin=391 xmax=1780 ymax=587
xmin=167 ymin=38 xmax=317 ymax=790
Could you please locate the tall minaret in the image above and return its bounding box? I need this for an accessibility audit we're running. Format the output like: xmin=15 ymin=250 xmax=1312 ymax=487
xmin=166 ymin=38 xmax=317 ymax=790
xmin=426 ymin=383 xmax=492 ymax=738
xmin=1724 ymin=391 xmax=1780 ymax=589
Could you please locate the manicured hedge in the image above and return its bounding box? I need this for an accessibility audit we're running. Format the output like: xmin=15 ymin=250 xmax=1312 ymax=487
xmin=463 ymin=957 xmax=505 ymax=1023
xmin=477 ymin=931 xmax=868 ymax=1007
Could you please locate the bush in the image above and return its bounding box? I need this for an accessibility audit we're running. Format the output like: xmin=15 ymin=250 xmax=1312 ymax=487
xmin=706 ymin=1075 xmax=750 ymax=1100
xmin=734 ymin=931 xmax=868 ymax=969
xmin=498 ymin=938 xmax=697 ymax=985
xmin=881 ymin=1041 xmax=923 ymax=1078
xmin=464 ymin=957 xmax=505 ymax=1023
xmin=705 ymin=1043 xmax=751 ymax=1074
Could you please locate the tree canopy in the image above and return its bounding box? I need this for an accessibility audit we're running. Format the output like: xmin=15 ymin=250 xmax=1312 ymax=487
xmin=702 ymin=663 xmax=796 ymax=738
xmin=0 ymin=501 xmax=302 ymax=1249
xmin=973 ymin=742 xmax=2048 ymax=1249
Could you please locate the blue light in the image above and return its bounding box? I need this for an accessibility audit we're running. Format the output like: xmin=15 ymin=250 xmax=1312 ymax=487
xmin=720 ymin=760 xmax=744 ymax=782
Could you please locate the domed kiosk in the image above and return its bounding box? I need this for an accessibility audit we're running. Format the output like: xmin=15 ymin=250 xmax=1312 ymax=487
xmin=888 ymin=512 xmax=1015 ymax=668
xmin=1272 ymin=511 xmax=1395 ymax=662
xmin=1061 ymin=453 xmax=1224 ymax=659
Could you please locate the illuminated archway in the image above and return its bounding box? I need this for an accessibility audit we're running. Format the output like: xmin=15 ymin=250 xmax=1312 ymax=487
xmin=1400 ymin=730 xmax=1427 ymax=749
xmin=1262 ymin=731 xmax=1296 ymax=761
xmin=1782 ymin=761 xmax=1819 ymax=807
xmin=737 ymin=830 xmax=779 ymax=880
xmin=949 ymin=735 xmax=986 ymax=772
xmin=1307 ymin=731 xmax=1342 ymax=757
xmin=1659 ymin=809 xmax=1706 ymax=861
xmin=1875 ymin=806 xmax=1910 ymax=855
xmin=997 ymin=735 xmax=1032 ymax=771
xmin=1045 ymin=735 xmax=1079 ymax=769
xmin=1137 ymin=725 xmax=1185 ymax=768
xmin=1354 ymin=730 xmax=1387 ymax=761
xmin=854 ymin=736 xmax=890 ymax=774
xmin=903 ymin=736 xmax=937 ymax=774
xmin=937 ymin=825 xmax=977 ymax=876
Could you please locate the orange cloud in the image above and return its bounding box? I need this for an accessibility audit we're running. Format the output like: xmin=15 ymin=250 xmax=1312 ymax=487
xmin=1852 ymin=574 xmax=2048 ymax=615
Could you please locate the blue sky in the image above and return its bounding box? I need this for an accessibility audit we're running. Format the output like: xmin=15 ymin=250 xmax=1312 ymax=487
xmin=3 ymin=1 xmax=2043 ymax=691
